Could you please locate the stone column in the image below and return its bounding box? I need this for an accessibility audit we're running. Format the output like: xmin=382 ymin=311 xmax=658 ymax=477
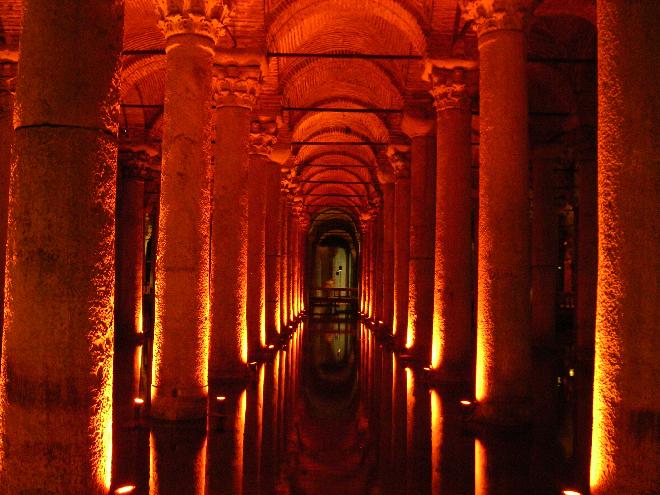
xmin=278 ymin=194 xmax=287 ymax=329
xmin=209 ymin=62 xmax=260 ymax=379
xmin=389 ymin=147 xmax=411 ymax=349
xmin=428 ymin=63 xmax=476 ymax=382
xmin=359 ymin=214 xmax=373 ymax=316
xmin=151 ymin=5 xmax=228 ymax=420
xmin=402 ymin=113 xmax=436 ymax=364
xmin=112 ymin=150 xmax=147 ymax=486
xmin=373 ymin=205 xmax=384 ymax=321
xmin=286 ymin=204 xmax=295 ymax=322
xmin=462 ymin=0 xmax=533 ymax=423
xmin=0 ymin=0 xmax=123 ymax=491
xmin=265 ymin=161 xmax=283 ymax=344
xmin=530 ymin=152 xmax=559 ymax=349
xmin=378 ymin=166 xmax=396 ymax=329
xmin=247 ymin=118 xmax=277 ymax=358
xmin=0 ymin=62 xmax=15 ymax=359
xmin=590 ymin=2 xmax=659 ymax=493
xmin=295 ymin=213 xmax=309 ymax=315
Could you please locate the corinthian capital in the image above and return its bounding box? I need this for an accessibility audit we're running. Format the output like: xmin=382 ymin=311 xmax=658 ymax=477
xmin=155 ymin=1 xmax=232 ymax=43
xmin=119 ymin=150 xmax=151 ymax=181
xmin=461 ymin=0 xmax=535 ymax=37
xmin=387 ymin=145 xmax=411 ymax=179
xmin=212 ymin=65 xmax=261 ymax=109
xmin=426 ymin=61 xmax=477 ymax=113
xmin=249 ymin=118 xmax=278 ymax=156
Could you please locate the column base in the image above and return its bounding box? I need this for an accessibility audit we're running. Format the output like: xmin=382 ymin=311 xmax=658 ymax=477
xmin=468 ymin=397 xmax=532 ymax=428
xmin=424 ymin=366 xmax=472 ymax=392
xmin=151 ymin=386 xmax=208 ymax=421
xmin=209 ymin=364 xmax=253 ymax=384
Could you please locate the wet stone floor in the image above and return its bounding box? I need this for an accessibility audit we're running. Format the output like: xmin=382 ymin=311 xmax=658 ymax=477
xmin=112 ymin=316 xmax=575 ymax=494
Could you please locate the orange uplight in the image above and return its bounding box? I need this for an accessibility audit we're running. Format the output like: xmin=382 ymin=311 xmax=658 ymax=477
xmin=431 ymin=390 xmax=442 ymax=495
xmin=460 ymin=400 xmax=472 ymax=406
xmin=216 ymin=396 xmax=226 ymax=402
xmin=561 ymin=490 xmax=582 ymax=495
xmin=475 ymin=438 xmax=486 ymax=495
xmin=133 ymin=397 xmax=144 ymax=405
xmin=115 ymin=486 xmax=136 ymax=494
xmin=405 ymin=322 xmax=414 ymax=349
xmin=268 ymin=344 xmax=275 ymax=349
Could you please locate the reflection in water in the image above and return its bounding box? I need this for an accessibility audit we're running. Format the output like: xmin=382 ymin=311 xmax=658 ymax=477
xmin=112 ymin=316 xmax=574 ymax=494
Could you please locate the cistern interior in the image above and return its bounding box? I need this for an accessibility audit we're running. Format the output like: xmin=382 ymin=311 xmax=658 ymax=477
xmin=0 ymin=1 xmax=658 ymax=494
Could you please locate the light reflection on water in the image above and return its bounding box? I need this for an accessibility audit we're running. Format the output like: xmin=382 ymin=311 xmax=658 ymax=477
xmin=114 ymin=316 xmax=570 ymax=494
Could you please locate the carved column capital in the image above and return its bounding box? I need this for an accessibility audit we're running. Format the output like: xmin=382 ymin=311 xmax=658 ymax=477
xmin=428 ymin=64 xmax=477 ymax=113
xmin=387 ymin=146 xmax=411 ymax=179
xmin=359 ymin=211 xmax=374 ymax=233
xmin=248 ymin=118 xmax=278 ymax=156
xmin=461 ymin=0 xmax=535 ymax=37
xmin=212 ymin=65 xmax=261 ymax=109
xmin=155 ymin=1 xmax=232 ymax=44
xmin=119 ymin=150 xmax=152 ymax=181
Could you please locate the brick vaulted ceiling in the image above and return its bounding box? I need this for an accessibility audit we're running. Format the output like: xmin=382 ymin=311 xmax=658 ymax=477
xmin=0 ymin=0 xmax=596 ymax=230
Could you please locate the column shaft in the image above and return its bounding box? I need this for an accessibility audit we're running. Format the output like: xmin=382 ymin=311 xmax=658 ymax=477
xmin=210 ymin=104 xmax=251 ymax=377
xmin=469 ymin=6 xmax=533 ymax=422
xmin=393 ymin=169 xmax=411 ymax=347
xmin=152 ymin=35 xmax=213 ymax=419
xmin=590 ymin=2 xmax=659 ymax=492
xmin=112 ymin=157 xmax=146 ymax=486
xmin=531 ymin=156 xmax=558 ymax=348
xmin=381 ymin=183 xmax=395 ymax=328
xmin=430 ymin=68 xmax=474 ymax=381
xmin=0 ymin=0 xmax=123 ymax=490
xmin=247 ymin=154 xmax=268 ymax=357
xmin=407 ymin=132 xmax=436 ymax=364
xmin=0 ymin=68 xmax=14 ymax=361
xmin=265 ymin=163 xmax=282 ymax=343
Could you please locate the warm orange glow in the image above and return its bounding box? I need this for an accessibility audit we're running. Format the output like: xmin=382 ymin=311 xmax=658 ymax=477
xmin=590 ymin=246 xmax=624 ymax=490
xmin=431 ymin=389 xmax=442 ymax=495
xmin=134 ymin=397 xmax=145 ymax=405
xmin=431 ymin=311 xmax=443 ymax=368
xmin=475 ymin=300 xmax=489 ymax=401
xmin=562 ymin=491 xmax=582 ymax=495
xmin=475 ymin=438 xmax=486 ymax=495
xmin=115 ymin=486 xmax=136 ymax=494
xmin=97 ymin=346 xmax=113 ymax=490
xmin=406 ymin=322 xmax=414 ymax=349
xmin=460 ymin=400 xmax=472 ymax=406
xmin=260 ymin=307 xmax=266 ymax=348
xmin=216 ymin=396 xmax=226 ymax=402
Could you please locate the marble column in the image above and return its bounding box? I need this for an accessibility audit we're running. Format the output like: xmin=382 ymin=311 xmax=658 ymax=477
xmin=378 ymin=166 xmax=396 ymax=329
xmin=286 ymin=204 xmax=295 ymax=323
xmin=0 ymin=62 xmax=15 ymax=360
xmin=151 ymin=7 xmax=225 ymax=420
xmin=359 ymin=214 xmax=373 ymax=316
xmin=279 ymin=188 xmax=288 ymax=330
xmin=402 ymin=113 xmax=436 ymax=364
xmin=462 ymin=0 xmax=533 ymax=423
xmin=389 ymin=147 xmax=411 ymax=349
xmin=428 ymin=63 xmax=475 ymax=382
xmin=247 ymin=119 xmax=277 ymax=358
xmin=112 ymin=150 xmax=147 ymax=486
xmin=265 ymin=161 xmax=283 ymax=344
xmin=209 ymin=63 xmax=260 ymax=379
xmin=0 ymin=0 xmax=123 ymax=491
xmin=590 ymin=2 xmax=659 ymax=493
xmin=531 ymin=152 xmax=559 ymax=348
